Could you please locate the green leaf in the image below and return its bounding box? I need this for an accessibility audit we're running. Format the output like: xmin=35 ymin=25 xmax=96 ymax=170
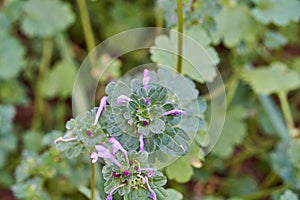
xmin=150 ymin=31 xmax=218 ymax=83
xmin=166 ymin=189 xmax=183 ymax=200
xmin=288 ymin=140 xmax=300 ymax=169
xmin=0 ymin=104 xmax=15 ymax=135
xmin=12 ymin=177 xmax=50 ymax=200
xmin=215 ymin=5 xmax=260 ymax=47
xmin=212 ymin=106 xmax=247 ymax=158
xmin=280 ymin=190 xmax=299 ymax=200
xmin=271 ymin=142 xmax=298 ymax=187
xmin=21 ymin=0 xmax=75 ymax=37
xmin=0 ymin=80 xmax=28 ymax=105
xmin=241 ymin=62 xmax=300 ymax=95
xmin=251 ymin=0 xmax=300 ymax=26
xmin=165 ymin=156 xmax=193 ymax=183
xmin=23 ymin=131 xmax=44 ymax=153
xmin=149 ymin=119 xmax=165 ymax=134
xmin=0 ymin=33 xmax=24 ymax=80
xmin=264 ymin=31 xmax=288 ymax=49
xmin=41 ymin=60 xmax=77 ymax=99
xmin=223 ymin=176 xmax=258 ymax=196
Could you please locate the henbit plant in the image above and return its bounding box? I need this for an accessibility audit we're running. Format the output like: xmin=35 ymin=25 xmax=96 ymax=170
xmin=54 ymin=67 xmax=206 ymax=199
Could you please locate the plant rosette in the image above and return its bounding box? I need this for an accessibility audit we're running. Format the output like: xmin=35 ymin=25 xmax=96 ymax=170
xmin=103 ymin=67 xmax=206 ymax=162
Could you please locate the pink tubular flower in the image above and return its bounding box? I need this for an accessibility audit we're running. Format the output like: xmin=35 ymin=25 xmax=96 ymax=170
xmin=54 ymin=136 xmax=78 ymax=144
xmin=162 ymin=109 xmax=186 ymax=116
xmin=139 ymin=133 xmax=145 ymax=152
xmin=94 ymin=96 xmax=107 ymax=125
xmin=143 ymin=69 xmax=150 ymax=90
xmin=92 ymin=144 xmax=122 ymax=168
xmin=117 ymin=95 xmax=131 ymax=105
xmin=106 ymin=183 xmax=126 ymax=200
xmin=145 ymin=177 xmax=156 ymax=200
xmin=109 ymin=137 xmax=129 ymax=163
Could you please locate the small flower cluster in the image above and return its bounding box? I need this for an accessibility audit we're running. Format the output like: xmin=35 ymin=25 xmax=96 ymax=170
xmin=91 ymin=140 xmax=166 ymax=200
xmin=54 ymin=67 xmax=205 ymax=199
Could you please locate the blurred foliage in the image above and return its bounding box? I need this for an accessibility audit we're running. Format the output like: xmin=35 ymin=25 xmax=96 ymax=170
xmin=0 ymin=0 xmax=300 ymax=199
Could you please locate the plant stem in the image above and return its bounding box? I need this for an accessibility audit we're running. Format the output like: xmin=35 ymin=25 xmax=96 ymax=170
xmin=91 ymin=162 xmax=95 ymax=200
xmin=77 ymin=0 xmax=96 ymax=52
xmin=241 ymin=184 xmax=288 ymax=200
xmin=32 ymin=38 xmax=53 ymax=130
xmin=177 ymin=0 xmax=183 ymax=73
xmin=261 ymin=171 xmax=279 ymax=188
xmin=277 ymin=91 xmax=296 ymax=137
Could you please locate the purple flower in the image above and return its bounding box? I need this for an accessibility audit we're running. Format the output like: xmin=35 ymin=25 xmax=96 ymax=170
xmin=109 ymin=137 xmax=129 ymax=163
xmin=54 ymin=136 xmax=77 ymax=144
xmin=162 ymin=109 xmax=186 ymax=116
xmin=143 ymin=69 xmax=150 ymax=90
xmin=145 ymin=98 xmax=150 ymax=104
xmin=92 ymin=144 xmax=122 ymax=168
xmin=112 ymin=172 xmax=119 ymax=178
xmin=117 ymin=95 xmax=131 ymax=105
xmin=139 ymin=133 xmax=145 ymax=152
xmin=106 ymin=183 xmax=126 ymax=200
xmin=142 ymin=121 xmax=149 ymax=126
xmin=145 ymin=177 xmax=157 ymax=200
xmin=94 ymin=96 xmax=107 ymax=125
xmin=123 ymin=170 xmax=130 ymax=177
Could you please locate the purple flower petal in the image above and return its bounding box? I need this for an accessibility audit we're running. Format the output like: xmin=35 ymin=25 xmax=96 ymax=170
xmin=94 ymin=96 xmax=107 ymax=125
xmin=106 ymin=183 xmax=126 ymax=200
xmin=90 ymin=152 xmax=98 ymax=164
xmin=139 ymin=133 xmax=145 ymax=152
xmin=145 ymin=177 xmax=157 ymax=200
xmin=143 ymin=69 xmax=150 ymax=90
xmin=162 ymin=109 xmax=186 ymax=116
xmin=117 ymin=95 xmax=131 ymax=105
xmin=54 ymin=136 xmax=77 ymax=144
xmin=123 ymin=170 xmax=130 ymax=177
xmin=109 ymin=137 xmax=129 ymax=163
xmin=112 ymin=171 xmax=119 ymax=178
xmin=142 ymin=121 xmax=149 ymax=126
xmin=145 ymin=98 xmax=150 ymax=104
xmin=95 ymin=144 xmax=122 ymax=168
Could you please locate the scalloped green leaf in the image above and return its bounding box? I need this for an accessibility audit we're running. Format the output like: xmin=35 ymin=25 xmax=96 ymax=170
xmin=165 ymin=155 xmax=193 ymax=183
xmin=212 ymin=106 xmax=247 ymax=158
xmin=41 ymin=60 xmax=77 ymax=99
xmin=241 ymin=62 xmax=300 ymax=95
xmin=21 ymin=0 xmax=75 ymax=37
xmin=149 ymin=119 xmax=165 ymax=134
xmin=251 ymin=0 xmax=300 ymax=26
xmin=215 ymin=5 xmax=260 ymax=47
xmin=166 ymin=189 xmax=183 ymax=200
xmin=150 ymin=31 xmax=218 ymax=83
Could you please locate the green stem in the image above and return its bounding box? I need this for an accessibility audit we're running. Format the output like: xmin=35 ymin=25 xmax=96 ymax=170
xmin=32 ymin=38 xmax=53 ymax=130
xmin=77 ymin=0 xmax=96 ymax=52
xmin=261 ymin=171 xmax=279 ymax=188
xmin=226 ymin=76 xmax=238 ymax=107
xmin=177 ymin=0 xmax=183 ymax=73
xmin=241 ymin=184 xmax=288 ymax=200
xmin=91 ymin=162 xmax=95 ymax=200
xmin=277 ymin=91 xmax=296 ymax=137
